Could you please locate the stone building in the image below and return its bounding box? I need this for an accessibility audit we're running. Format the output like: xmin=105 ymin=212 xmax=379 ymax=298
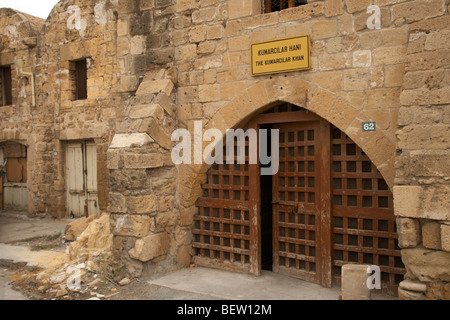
xmin=0 ymin=0 xmax=449 ymax=299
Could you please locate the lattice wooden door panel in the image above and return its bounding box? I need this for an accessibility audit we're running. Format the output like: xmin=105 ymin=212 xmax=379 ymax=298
xmin=272 ymin=121 xmax=323 ymax=283
xmin=330 ymin=126 xmax=405 ymax=291
xmin=193 ymin=141 xmax=252 ymax=273
xmin=193 ymin=107 xmax=405 ymax=291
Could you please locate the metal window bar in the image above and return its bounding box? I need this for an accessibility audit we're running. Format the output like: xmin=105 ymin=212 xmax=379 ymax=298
xmin=264 ymin=0 xmax=308 ymax=13
xmin=0 ymin=66 xmax=12 ymax=106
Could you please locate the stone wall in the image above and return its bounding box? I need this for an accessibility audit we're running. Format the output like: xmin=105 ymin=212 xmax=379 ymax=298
xmin=0 ymin=8 xmax=44 ymax=213
xmin=1 ymin=0 xmax=449 ymax=298
xmin=394 ymin=3 xmax=450 ymax=300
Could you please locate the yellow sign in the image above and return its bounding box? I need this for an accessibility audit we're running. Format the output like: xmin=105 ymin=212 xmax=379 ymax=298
xmin=251 ymin=35 xmax=311 ymax=76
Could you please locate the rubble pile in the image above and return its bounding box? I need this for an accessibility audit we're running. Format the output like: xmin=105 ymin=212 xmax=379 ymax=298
xmin=10 ymin=213 xmax=132 ymax=300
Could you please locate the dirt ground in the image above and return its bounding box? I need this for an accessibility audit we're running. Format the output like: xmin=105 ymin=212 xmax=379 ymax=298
xmin=1 ymin=233 xmax=221 ymax=301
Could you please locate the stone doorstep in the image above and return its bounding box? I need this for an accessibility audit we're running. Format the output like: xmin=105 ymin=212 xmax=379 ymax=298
xmin=399 ymin=279 xmax=427 ymax=293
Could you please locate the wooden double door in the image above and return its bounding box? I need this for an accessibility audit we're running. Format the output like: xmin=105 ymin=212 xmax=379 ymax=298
xmin=66 ymin=141 xmax=100 ymax=218
xmin=194 ymin=108 xmax=404 ymax=290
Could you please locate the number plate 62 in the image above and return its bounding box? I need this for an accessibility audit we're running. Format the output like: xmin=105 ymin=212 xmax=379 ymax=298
xmin=362 ymin=122 xmax=376 ymax=132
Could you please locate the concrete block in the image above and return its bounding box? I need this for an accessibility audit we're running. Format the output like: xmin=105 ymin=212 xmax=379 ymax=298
xmin=109 ymin=133 xmax=154 ymax=149
xmin=341 ymin=264 xmax=371 ymax=300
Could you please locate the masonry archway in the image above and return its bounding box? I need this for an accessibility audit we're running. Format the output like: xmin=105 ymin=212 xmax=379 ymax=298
xmin=186 ymin=78 xmax=403 ymax=294
xmin=202 ymin=76 xmax=396 ymax=188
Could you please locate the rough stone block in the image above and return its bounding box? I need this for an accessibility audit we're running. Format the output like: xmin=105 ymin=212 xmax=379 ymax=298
xmin=123 ymin=153 xmax=164 ymax=169
xmin=117 ymin=19 xmax=129 ymax=37
xmin=325 ymin=0 xmax=344 ymax=17
xmin=344 ymin=69 xmax=369 ymax=91
xmin=136 ymin=79 xmax=174 ymax=96
xmin=154 ymin=93 xmax=175 ymax=116
xmin=128 ymin=232 xmax=169 ymax=262
xmin=189 ymin=25 xmax=207 ymax=43
xmin=109 ymin=192 xmax=127 ymax=214
xmin=318 ymin=52 xmax=352 ymax=71
xmin=372 ymin=46 xmax=406 ymax=66
xmin=345 ymin=0 xmax=372 ymax=13
xmin=120 ymin=75 xmax=139 ymax=92
xmin=394 ymin=185 xmax=450 ymax=221
xmin=177 ymin=245 xmax=193 ymax=267
xmin=129 ymin=104 xmax=164 ymax=120
xmin=180 ymin=206 xmax=197 ymax=226
xmin=127 ymin=195 xmax=157 ymax=215
xmin=401 ymin=248 xmax=450 ymax=282
xmin=422 ymin=222 xmax=441 ymax=250
xmin=312 ymin=20 xmax=337 ymax=40
xmin=207 ymin=25 xmax=224 ymax=40
xmin=353 ymin=50 xmax=372 ymax=68
xmin=308 ymin=87 xmax=337 ymax=118
xmin=228 ymin=0 xmax=261 ymax=20
xmin=140 ymin=118 xmax=172 ymax=150
xmin=109 ymin=169 xmax=149 ymax=191
xmin=176 ymin=0 xmax=196 ymax=12
xmin=279 ymin=2 xmax=324 ymax=22
xmin=442 ymin=224 xmax=450 ymax=252
xmin=392 ymin=0 xmax=446 ymax=23
xmin=65 ymin=215 xmax=96 ymax=241
xmin=328 ymin=99 xmax=359 ymax=131
xmin=111 ymin=214 xmax=153 ymax=238
xmin=198 ymin=84 xmax=220 ymax=102
xmin=410 ymin=150 xmax=450 ymax=177
xmin=396 ymin=218 xmax=421 ymax=248
xmin=397 ymin=125 xmax=450 ymax=150
xmin=399 ymin=279 xmax=427 ymax=293
xmin=398 ymin=287 xmax=426 ymax=300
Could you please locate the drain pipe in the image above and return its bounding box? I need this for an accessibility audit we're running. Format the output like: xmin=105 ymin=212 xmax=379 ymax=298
xmin=0 ymin=159 xmax=6 ymax=210
xmin=14 ymin=59 xmax=36 ymax=107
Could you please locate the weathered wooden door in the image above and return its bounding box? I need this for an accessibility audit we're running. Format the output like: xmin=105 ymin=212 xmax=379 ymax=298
xmin=0 ymin=147 xmax=4 ymax=210
xmin=329 ymin=126 xmax=404 ymax=293
xmin=85 ymin=142 xmax=100 ymax=216
xmin=272 ymin=119 xmax=332 ymax=286
xmin=66 ymin=141 xmax=100 ymax=218
xmin=194 ymin=106 xmax=404 ymax=291
xmin=0 ymin=143 xmax=28 ymax=211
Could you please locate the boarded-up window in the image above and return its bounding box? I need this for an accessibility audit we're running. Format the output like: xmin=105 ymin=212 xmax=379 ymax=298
xmin=2 ymin=142 xmax=27 ymax=183
xmin=6 ymin=158 xmax=27 ymax=183
xmin=264 ymin=0 xmax=307 ymax=13
xmin=0 ymin=66 xmax=13 ymax=106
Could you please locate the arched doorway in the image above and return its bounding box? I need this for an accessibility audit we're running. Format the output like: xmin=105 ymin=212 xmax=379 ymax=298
xmin=192 ymin=103 xmax=405 ymax=294
xmin=0 ymin=141 xmax=28 ymax=211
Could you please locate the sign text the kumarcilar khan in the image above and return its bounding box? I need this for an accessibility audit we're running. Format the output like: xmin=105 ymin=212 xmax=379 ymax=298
xmin=251 ymin=35 xmax=311 ymax=76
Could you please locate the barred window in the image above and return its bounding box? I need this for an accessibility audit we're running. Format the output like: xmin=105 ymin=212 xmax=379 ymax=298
xmin=0 ymin=66 xmax=12 ymax=106
xmin=264 ymin=0 xmax=308 ymax=13
xmin=70 ymin=59 xmax=88 ymax=100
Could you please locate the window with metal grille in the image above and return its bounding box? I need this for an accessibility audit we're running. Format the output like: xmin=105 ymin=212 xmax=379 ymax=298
xmin=264 ymin=0 xmax=308 ymax=13
xmin=70 ymin=59 xmax=88 ymax=100
xmin=0 ymin=66 xmax=13 ymax=106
